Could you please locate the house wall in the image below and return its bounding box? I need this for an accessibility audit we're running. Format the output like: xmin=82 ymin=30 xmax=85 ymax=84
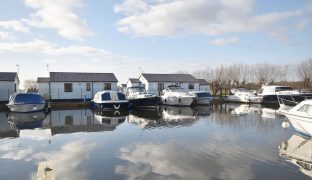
xmin=38 ymin=82 xmax=50 ymax=99
xmin=0 ymin=81 xmax=16 ymax=101
xmin=199 ymin=85 xmax=211 ymax=92
xmin=50 ymin=82 xmax=117 ymax=100
xmin=126 ymin=81 xmax=140 ymax=88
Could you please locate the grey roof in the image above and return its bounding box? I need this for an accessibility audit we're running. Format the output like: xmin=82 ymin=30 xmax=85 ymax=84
xmin=129 ymin=78 xmax=141 ymax=83
xmin=50 ymin=72 xmax=118 ymax=82
xmin=141 ymin=73 xmax=198 ymax=83
xmin=0 ymin=72 xmax=18 ymax=81
xmin=37 ymin=77 xmax=50 ymax=82
xmin=198 ymin=79 xmax=210 ymax=85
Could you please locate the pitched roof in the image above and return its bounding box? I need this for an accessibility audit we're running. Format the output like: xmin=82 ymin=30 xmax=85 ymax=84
xmin=37 ymin=77 xmax=50 ymax=82
xmin=141 ymin=73 xmax=198 ymax=82
xmin=50 ymin=72 xmax=118 ymax=82
xmin=128 ymin=78 xmax=141 ymax=83
xmin=198 ymin=79 xmax=210 ymax=85
xmin=0 ymin=72 xmax=18 ymax=81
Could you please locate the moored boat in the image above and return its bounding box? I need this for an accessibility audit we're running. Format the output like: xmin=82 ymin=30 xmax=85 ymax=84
xmin=160 ymin=85 xmax=195 ymax=106
xmin=279 ymin=99 xmax=312 ymax=136
xmin=91 ymin=91 xmax=129 ymax=111
xmin=126 ymin=86 xmax=160 ymax=108
xmin=225 ymin=88 xmax=261 ymax=103
xmin=190 ymin=91 xmax=213 ymax=105
xmin=6 ymin=93 xmax=46 ymax=113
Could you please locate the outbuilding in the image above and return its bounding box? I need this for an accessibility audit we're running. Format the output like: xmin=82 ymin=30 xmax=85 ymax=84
xmin=37 ymin=77 xmax=50 ymax=100
xmin=0 ymin=72 xmax=19 ymax=102
xmin=197 ymin=79 xmax=211 ymax=92
xmin=126 ymin=78 xmax=142 ymax=88
xmin=138 ymin=73 xmax=199 ymax=94
xmin=49 ymin=72 xmax=118 ymax=101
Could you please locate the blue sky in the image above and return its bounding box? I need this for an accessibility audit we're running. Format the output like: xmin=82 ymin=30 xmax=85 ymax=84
xmin=0 ymin=0 xmax=311 ymax=84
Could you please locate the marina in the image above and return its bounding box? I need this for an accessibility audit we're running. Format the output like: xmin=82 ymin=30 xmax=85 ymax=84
xmin=0 ymin=103 xmax=311 ymax=179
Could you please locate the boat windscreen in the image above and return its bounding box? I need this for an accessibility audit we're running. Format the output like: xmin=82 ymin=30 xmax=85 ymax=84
xmin=196 ymin=92 xmax=211 ymax=98
xmin=275 ymin=86 xmax=292 ymax=92
xmin=117 ymin=92 xmax=126 ymax=100
xmin=129 ymin=87 xmax=145 ymax=93
xmin=14 ymin=94 xmax=44 ymax=104
xmin=101 ymin=93 xmax=112 ymax=101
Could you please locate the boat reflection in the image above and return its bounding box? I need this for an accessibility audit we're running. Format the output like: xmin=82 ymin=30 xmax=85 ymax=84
xmin=127 ymin=106 xmax=198 ymax=129
xmin=50 ymin=109 xmax=126 ymax=135
xmin=0 ymin=112 xmax=18 ymax=138
xmin=7 ymin=111 xmax=49 ymax=130
xmin=279 ymin=134 xmax=312 ymax=177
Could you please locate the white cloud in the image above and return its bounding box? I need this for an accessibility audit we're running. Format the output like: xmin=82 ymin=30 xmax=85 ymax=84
xmin=23 ymin=0 xmax=92 ymax=40
xmin=210 ymin=37 xmax=240 ymax=46
xmin=0 ymin=31 xmax=16 ymax=40
xmin=0 ymin=20 xmax=29 ymax=33
xmin=114 ymin=0 xmax=307 ymax=40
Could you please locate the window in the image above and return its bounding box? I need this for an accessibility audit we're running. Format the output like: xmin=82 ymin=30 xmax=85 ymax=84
xmin=104 ymin=83 xmax=111 ymax=90
xmin=64 ymin=83 xmax=73 ymax=92
xmin=101 ymin=92 xmax=111 ymax=101
xmin=188 ymin=83 xmax=194 ymax=90
xmin=86 ymin=83 xmax=91 ymax=91
xmin=117 ymin=92 xmax=126 ymax=100
xmin=65 ymin=116 xmax=73 ymax=125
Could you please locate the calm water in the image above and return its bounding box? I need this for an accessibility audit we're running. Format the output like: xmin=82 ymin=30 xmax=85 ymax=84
xmin=0 ymin=104 xmax=311 ymax=180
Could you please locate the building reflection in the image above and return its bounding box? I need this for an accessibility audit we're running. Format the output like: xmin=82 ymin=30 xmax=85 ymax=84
xmin=279 ymin=134 xmax=312 ymax=177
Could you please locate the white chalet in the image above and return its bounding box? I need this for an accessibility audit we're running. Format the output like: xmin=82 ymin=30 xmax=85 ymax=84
xmin=138 ymin=73 xmax=199 ymax=94
xmin=37 ymin=77 xmax=50 ymax=100
xmin=126 ymin=78 xmax=142 ymax=88
xmin=49 ymin=72 xmax=118 ymax=101
xmin=198 ymin=79 xmax=211 ymax=92
xmin=0 ymin=72 xmax=19 ymax=102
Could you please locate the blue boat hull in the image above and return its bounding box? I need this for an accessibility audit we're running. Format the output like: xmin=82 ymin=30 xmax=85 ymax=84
xmin=129 ymin=97 xmax=161 ymax=108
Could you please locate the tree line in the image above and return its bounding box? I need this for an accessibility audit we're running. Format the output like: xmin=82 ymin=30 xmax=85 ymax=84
xmin=190 ymin=59 xmax=312 ymax=95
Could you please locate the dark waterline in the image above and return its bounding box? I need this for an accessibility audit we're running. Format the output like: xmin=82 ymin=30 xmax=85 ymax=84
xmin=0 ymin=104 xmax=310 ymax=180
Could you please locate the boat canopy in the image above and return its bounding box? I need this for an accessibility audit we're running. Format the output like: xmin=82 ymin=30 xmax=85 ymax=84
xmin=12 ymin=93 xmax=45 ymax=104
xmin=196 ymin=92 xmax=212 ymax=98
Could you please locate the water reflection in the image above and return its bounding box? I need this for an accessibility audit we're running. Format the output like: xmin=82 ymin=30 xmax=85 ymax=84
xmin=279 ymin=134 xmax=312 ymax=177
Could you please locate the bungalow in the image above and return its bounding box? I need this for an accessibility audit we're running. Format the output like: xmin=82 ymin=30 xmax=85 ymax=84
xmin=49 ymin=72 xmax=118 ymax=101
xmin=0 ymin=72 xmax=19 ymax=102
xmin=138 ymin=73 xmax=199 ymax=94
xmin=126 ymin=78 xmax=142 ymax=88
xmin=37 ymin=77 xmax=50 ymax=100
xmin=198 ymin=79 xmax=211 ymax=92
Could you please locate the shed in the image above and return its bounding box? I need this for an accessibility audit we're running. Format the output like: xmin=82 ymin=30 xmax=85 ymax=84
xmin=127 ymin=78 xmax=142 ymax=88
xmin=0 ymin=72 xmax=19 ymax=102
xmin=49 ymin=72 xmax=118 ymax=101
xmin=197 ymin=79 xmax=211 ymax=92
xmin=37 ymin=77 xmax=50 ymax=100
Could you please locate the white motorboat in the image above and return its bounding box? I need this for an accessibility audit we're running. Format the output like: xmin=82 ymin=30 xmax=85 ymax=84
xmin=126 ymin=86 xmax=160 ymax=108
xmin=226 ymin=88 xmax=261 ymax=103
xmin=259 ymin=85 xmax=312 ymax=104
xmin=6 ymin=93 xmax=46 ymax=112
xmin=279 ymin=134 xmax=312 ymax=177
xmin=279 ymin=99 xmax=312 ymax=136
xmin=190 ymin=91 xmax=213 ymax=105
xmin=91 ymin=91 xmax=129 ymax=110
xmin=160 ymin=85 xmax=195 ymax=106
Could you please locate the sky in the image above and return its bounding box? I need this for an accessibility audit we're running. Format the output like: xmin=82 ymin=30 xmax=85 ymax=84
xmin=0 ymin=0 xmax=311 ymax=85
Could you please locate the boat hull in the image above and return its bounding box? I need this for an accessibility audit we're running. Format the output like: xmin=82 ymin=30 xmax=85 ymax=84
xmin=282 ymin=111 xmax=312 ymax=137
xmin=91 ymin=101 xmax=129 ymax=110
xmin=129 ymin=97 xmax=161 ymax=108
xmin=261 ymin=94 xmax=312 ymax=104
xmin=6 ymin=103 xmax=46 ymax=113
xmin=161 ymin=96 xmax=195 ymax=106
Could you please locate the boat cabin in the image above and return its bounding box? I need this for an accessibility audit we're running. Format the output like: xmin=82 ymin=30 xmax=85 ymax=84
xmin=93 ymin=91 xmax=127 ymax=103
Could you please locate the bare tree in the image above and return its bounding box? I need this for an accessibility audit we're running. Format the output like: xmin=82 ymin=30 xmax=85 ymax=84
xmin=24 ymin=79 xmax=38 ymax=92
xmin=297 ymin=59 xmax=312 ymax=88
xmin=255 ymin=63 xmax=276 ymax=84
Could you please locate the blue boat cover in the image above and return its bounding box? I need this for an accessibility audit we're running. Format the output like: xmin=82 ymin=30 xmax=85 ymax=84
xmin=14 ymin=94 xmax=45 ymax=104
